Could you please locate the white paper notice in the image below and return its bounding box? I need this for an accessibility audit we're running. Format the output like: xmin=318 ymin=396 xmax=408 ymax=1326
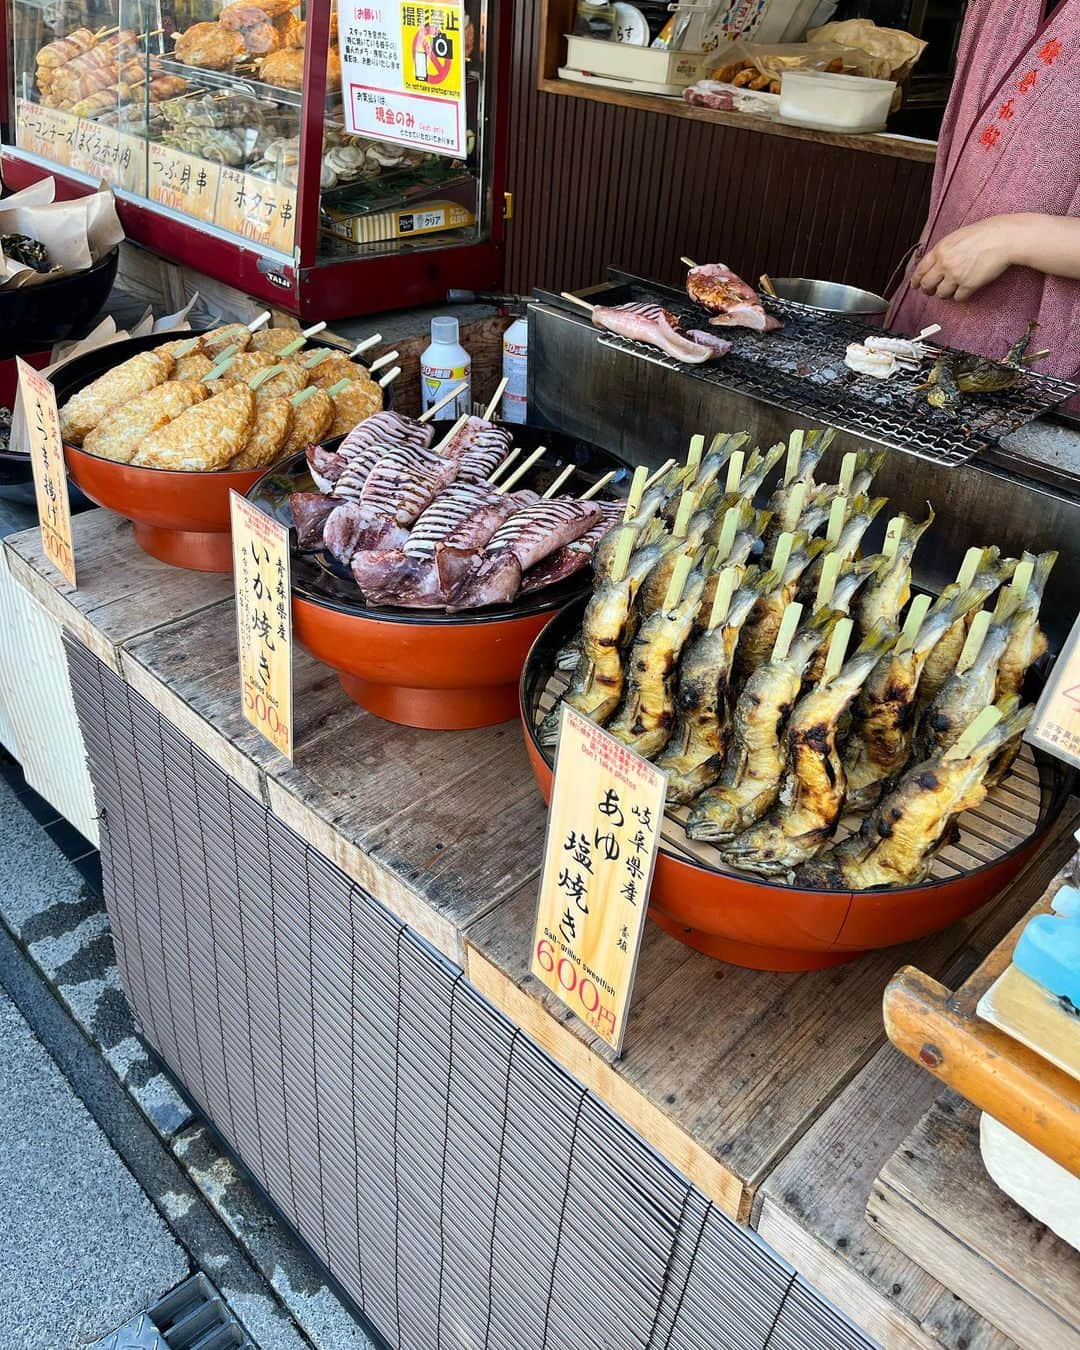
xmin=338 ymin=1 xmax=467 ymax=158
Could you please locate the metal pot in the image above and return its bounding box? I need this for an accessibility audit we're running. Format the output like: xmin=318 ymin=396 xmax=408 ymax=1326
xmin=767 ymin=277 xmax=889 ymax=318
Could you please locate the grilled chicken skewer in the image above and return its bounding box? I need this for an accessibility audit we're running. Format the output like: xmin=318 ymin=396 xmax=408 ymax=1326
xmin=719 ymin=620 xmax=896 ymax=877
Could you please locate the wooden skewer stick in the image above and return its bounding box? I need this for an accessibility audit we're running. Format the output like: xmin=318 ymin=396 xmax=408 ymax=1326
xmin=838 ymin=451 xmax=858 ymax=497
xmin=783 ymin=429 xmax=805 ymax=485
xmin=487 ymin=447 xmax=521 ymax=484
xmin=772 ymin=531 xmax=795 ymax=579
xmin=350 ymin=333 xmax=383 ymax=357
xmin=662 ymin=553 xmax=694 ymax=612
xmin=496 ymin=446 xmax=546 ymax=494
xmin=826 ymin=495 xmax=847 ymax=547
xmin=377 ymin=366 xmax=401 ymax=389
xmin=680 ymin=256 xmax=698 ymax=268
xmin=771 ymin=601 xmax=803 ymax=663
xmin=434 ymin=413 xmax=469 ymax=454
xmin=956 ymin=546 xmax=984 ymax=590
xmin=672 ymin=488 xmax=696 ymax=539
xmin=609 ymin=529 xmax=635 ymax=585
xmin=623 ymin=466 xmax=649 ymax=519
xmin=326 ymin=378 xmax=352 ymax=397
xmin=707 ymin=566 xmax=739 ymax=631
xmin=247 ymin=310 xmax=271 ymax=333
xmin=686 ymin=434 xmax=705 ymax=473
xmin=897 ymin=593 xmax=932 ymax=653
xmin=278 ymin=321 xmax=328 ymax=358
xmin=822 ymin=617 xmax=853 ymax=685
xmin=368 ymin=349 xmax=400 ymax=373
xmin=483 ymin=376 xmax=509 ymax=421
xmin=724 ymin=450 xmax=745 ymax=495
xmin=579 ymin=470 xmax=616 ymax=502
xmin=1010 ymin=555 xmax=1035 ymax=600
xmin=881 ymin=515 xmax=905 ymax=561
xmin=249 ymin=363 xmax=286 ymax=390
xmin=815 ymin=552 xmax=842 ymax=611
xmin=418 ymin=382 xmax=468 ymax=424
xmin=916 ymin=324 xmax=941 ymax=341
xmin=643 ymin=458 xmax=676 ymax=491
xmin=291 ymin=386 xmax=320 ymax=406
xmin=715 ymin=506 xmax=740 ymax=562
xmin=543 ymin=463 xmax=577 ymax=500
xmin=559 ymin=291 xmax=595 ymax=313
xmin=945 ymin=705 xmax=1003 ymax=762
xmin=957 ymin=609 xmax=992 ymax=674
xmin=782 ymin=480 xmax=807 ymax=531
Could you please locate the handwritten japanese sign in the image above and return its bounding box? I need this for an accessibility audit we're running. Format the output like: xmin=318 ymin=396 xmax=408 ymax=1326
xmin=15 ymin=100 xmax=78 ymax=167
xmin=149 ymin=147 xmax=221 ymax=225
xmin=339 ymin=1 xmax=466 ymax=158
xmin=530 ymin=706 xmax=667 ymax=1054
xmin=230 ymin=492 xmax=293 ymax=759
xmin=16 ymin=359 xmax=76 ymax=587
xmin=1026 ymin=611 xmax=1080 ymax=769
xmin=215 ymin=169 xmax=296 ymax=254
xmin=74 ymin=120 xmax=145 ymax=194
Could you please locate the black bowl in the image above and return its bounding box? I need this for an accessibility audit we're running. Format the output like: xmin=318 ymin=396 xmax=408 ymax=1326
xmin=0 ymin=247 xmax=119 ymax=360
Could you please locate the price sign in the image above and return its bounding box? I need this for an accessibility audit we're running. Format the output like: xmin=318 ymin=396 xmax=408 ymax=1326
xmin=149 ymin=146 xmax=221 ymax=225
xmin=338 ymin=0 xmax=467 ymax=158
xmin=530 ymin=706 xmax=666 ymax=1054
xmin=230 ymin=492 xmax=293 ymax=760
xmin=1026 ymin=611 xmax=1080 ymax=768
xmin=216 ymin=169 xmax=297 ymax=255
xmin=15 ymin=359 xmax=76 ymax=587
xmin=72 ymin=120 xmax=145 ymax=194
xmin=15 ymin=100 xmax=78 ymax=165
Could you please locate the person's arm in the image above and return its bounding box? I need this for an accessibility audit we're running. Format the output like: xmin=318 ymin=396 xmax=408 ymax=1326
xmin=911 ymin=213 xmax=1080 ymax=301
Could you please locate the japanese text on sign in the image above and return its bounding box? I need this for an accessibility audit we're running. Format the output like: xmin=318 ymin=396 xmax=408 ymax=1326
xmin=16 ymin=359 xmax=76 ymax=587
xmin=230 ymin=492 xmax=293 ymax=760
xmin=15 ymin=100 xmax=78 ymax=166
xmin=530 ymin=706 xmax=667 ymax=1054
xmin=215 ymin=168 xmax=297 ymax=254
xmin=1027 ymin=610 xmax=1080 ymax=769
xmin=149 ymin=146 xmax=221 ymax=225
xmin=338 ymin=0 xmax=466 ymax=157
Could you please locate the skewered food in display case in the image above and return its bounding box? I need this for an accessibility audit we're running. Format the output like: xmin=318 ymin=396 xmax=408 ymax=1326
xmin=6 ymin=0 xmax=505 ymax=315
xmin=520 ymin=425 xmax=1069 ymax=969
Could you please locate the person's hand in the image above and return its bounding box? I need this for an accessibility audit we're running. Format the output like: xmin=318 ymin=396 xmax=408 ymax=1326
xmin=911 ymin=215 xmax=1021 ymax=301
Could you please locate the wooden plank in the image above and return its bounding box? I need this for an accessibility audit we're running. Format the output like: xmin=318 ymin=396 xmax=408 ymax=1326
xmin=4 ymin=511 xmax=232 ymax=672
xmin=463 ymin=820 xmax=1054 ymax=1222
xmin=757 ymin=1046 xmax=1010 ymax=1350
xmin=869 ymin=1094 xmax=1080 ymax=1349
xmin=978 ymin=964 xmax=1080 ymax=1086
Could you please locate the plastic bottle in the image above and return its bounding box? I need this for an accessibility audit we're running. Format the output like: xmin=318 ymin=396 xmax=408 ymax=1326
xmin=420 ymin=316 xmax=472 ymax=417
xmin=501 ymin=314 xmax=528 ymax=424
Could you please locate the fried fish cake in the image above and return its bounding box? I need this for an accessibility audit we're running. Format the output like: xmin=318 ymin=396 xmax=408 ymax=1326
xmin=131 ymin=383 xmax=255 ymax=470
xmin=172 ymin=352 xmax=215 ymax=382
xmin=230 ymin=395 xmax=293 ymax=470
xmin=250 ymin=327 xmax=304 ymax=354
xmin=282 ymin=389 xmax=333 ymax=456
xmin=83 ymin=380 xmax=209 ymax=464
xmin=59 ymin=350 xmax=174 ymax=444
xmin=253 ymin=364 xmax=308 ymax=401
xmin=303 ymin=355 xmax=369 ymax=389
xmin=154 ymin=335 xmax=205 ymax=359
xmin=223 ymin=350 xmax=278 ymax=383
xmin=326 ymin=379 xmax=383 ymax=439
xmin=202 ymin=323 xmax=253 ymax=358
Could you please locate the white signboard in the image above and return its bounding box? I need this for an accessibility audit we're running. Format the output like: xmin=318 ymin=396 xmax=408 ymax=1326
xmin=338 ymin=1 xmax=467 ymax=158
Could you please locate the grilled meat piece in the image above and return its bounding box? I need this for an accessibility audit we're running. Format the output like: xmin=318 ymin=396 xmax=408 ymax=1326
xmin=448 ymin=552 xmax=524 ymax=610
xmin=174 ymin=22 xmax=245 ymax=69
xmin=520 ymin=503 xmax=622 ymax=594
xmin=686 ymin=263 xmax=782 ymax=332
xmin=685 ymin=330 xmax=732 ymax=359
xmin=290 ymin=492 xmax=337 ymax=548
xmin=486 ymin=499 xmax=601 ymax=573
xmin=590 ymin=302 xmax=714 ymax=365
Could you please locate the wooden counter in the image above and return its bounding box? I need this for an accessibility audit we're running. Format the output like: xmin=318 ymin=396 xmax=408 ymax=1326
xmin=8 ymin=507 xmax=1078 ymax=1347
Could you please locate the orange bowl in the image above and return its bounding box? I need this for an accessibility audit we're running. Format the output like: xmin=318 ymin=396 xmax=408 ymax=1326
xmin=520 ymin=601 xmax=1071 ymax=971
xmin=64 ymin=445 xmax=260 ymax=572
xmin=249 ymin=428 xmax=631 ymax=729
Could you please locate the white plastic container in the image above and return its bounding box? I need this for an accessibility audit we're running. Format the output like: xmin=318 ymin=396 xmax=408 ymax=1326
xmin=501 ymin=315 xmax=528 ymax=425
xmin=420 ymin=315 xmax=472 ymax=417
xmin=561 ymin=34 xmax=708 ymax=96
xmin=778 ymin=69 xmax=896 ymax=134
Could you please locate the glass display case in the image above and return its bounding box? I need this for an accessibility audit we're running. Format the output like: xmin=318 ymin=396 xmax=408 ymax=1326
xmin=0 ymin=0 xmax=509 ymax=317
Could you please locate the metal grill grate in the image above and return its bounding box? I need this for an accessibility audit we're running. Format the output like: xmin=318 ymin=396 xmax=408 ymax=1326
xmin=579 ymin=274 xmax=1078 ymax=469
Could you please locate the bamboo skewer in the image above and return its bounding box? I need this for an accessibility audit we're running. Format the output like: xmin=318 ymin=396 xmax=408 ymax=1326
xmin=815 ymin=552 xmax=842 ymax=610
xmin=783 ymin=429 xmax=805 ymax=485
xmin=483 ymin=377 xmax=509 ymax=421
xmin=368 ymin=349 xmax=399 ymax=373
xmin=771 ymin=602 xmax=802 ymax=663
xmin=957 ymin=610 xmax=991 ymax=674
xmin=543 ymin=463 xmax=577 ymax=499
xmin=173 ymin=334 xmax=201 ymax=358
xmin=897 ymin=594 xmax=932 ymax=653
xmin=377 ymin=366 xmax=401 ymax=389
xmin=662 ymin=553 xmax=694 ymax=612
xmin=418 ymin=382 xmax=468 ymax=424
xmin=496 ymin=446 xmax=545 ymax=494
xmin=826 ymin=496 xmax=847 ymax=547
xmin=882 ymin=515 xmax=905 ymax=560
xmin=759 ymin=274 xmax=778 ymax=298
xmin=715 ymin=506 xmax=739 ymax=562
xmin=680 ymin=256 xmax=698 ymax=268
xmin=643 ymin=459 xmax=676 ymax=490
xmin=302 ymin=349 xmax=333 ymax=368
xmin=559 ymin=291 xmax=595 ymax=313
xmin=707 ymin=566 xmax=739 ymax=631
xmin=247 ymin=310 xmax=271 ymax=333
xmin=350 ymin=334 xmax=383 ymax=357
xmin=822 ymin=618 xmax=853 ymax=685
xmin=248 ymin=363 xmax=285 ymax=390
xmin=487 ymin=447 xmax=521 ymax=485
xmin=433 ymin=413 xmax=469 ymax=455
xmin=623 ymin=466 xmax=649 ymax=521
xmin=579 ymin=470 xmax=616 ymax=502
xmin=772 ymin=531 xmax=795 ymax=579
xmin=201 ymin=354 xmax=236 ymax=382
xmin=291 ymin=386 xmax=319 ymax=406
xmin=326 ymin=378 xmax=352 ymax=397
xmin=672 ymin=489 xmax=696 ymax=540
xmin=838 ymin=451 xmax=858 ymax=497
xmin=278 ymin=321 xmax=327 ymax=358
xmin=956 ymin=546 xmax=983 ymax=590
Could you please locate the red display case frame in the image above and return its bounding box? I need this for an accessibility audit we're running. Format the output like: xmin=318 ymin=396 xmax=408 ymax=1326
xmin=0 ymin=0 xmax=510 ymax=318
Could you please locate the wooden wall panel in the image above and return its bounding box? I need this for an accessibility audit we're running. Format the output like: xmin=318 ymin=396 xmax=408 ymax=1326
xmin=504 ymin=5 xmax=934 ymax=297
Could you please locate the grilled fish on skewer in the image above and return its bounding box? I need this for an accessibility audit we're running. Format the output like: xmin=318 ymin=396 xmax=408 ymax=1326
xmin=606 ymin=557 xmax=706 ymax=759
xmin=719 ymin=622 xmax=896 ymax=877
xmin=686 ymin=609 xmax=830 ymax=842
xmin=916 ymin=591 xmax=1025 ymax=761
xmin=843 ymin=586 xmax=983 ymax=812
xmin=83 ymin=380 xmax=208 ymax=464
xmin=734 ymin=531 xmax=827 ymax=680
xmin=59 ymin=350 xmax=174 ymax=443
xmin=800 ymin=702 xmax=1033 ymax=890
xmin=798 ymin=495 xmax=887 ymax=602
xmin=853 ymin=507 xmax=934 ymax=635
xmin=131 ymin=383 xmax=255 ymax=471
xmin=656 ymin=568 xmax=763 ymax=803
xmin=804 ymin=557 xmax=883 ymax=685
xmin=918 ymin=549 xmax=1011 ymax=709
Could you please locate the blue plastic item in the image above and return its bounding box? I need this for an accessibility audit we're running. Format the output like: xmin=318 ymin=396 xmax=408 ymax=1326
xmin=1014 ymin=911 xmax=1080 ymax=1008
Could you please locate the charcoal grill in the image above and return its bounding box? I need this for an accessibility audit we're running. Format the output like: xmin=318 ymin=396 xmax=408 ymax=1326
xmin=541 ymin=269 xmax=1078 ymax=469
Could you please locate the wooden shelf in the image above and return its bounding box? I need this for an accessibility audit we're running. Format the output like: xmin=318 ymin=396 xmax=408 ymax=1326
xmin=538 ymin=76 xmax=938 ymax=164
